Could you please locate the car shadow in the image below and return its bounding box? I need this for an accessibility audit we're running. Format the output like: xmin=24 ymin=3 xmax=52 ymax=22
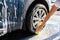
xmin=0 ymin=30 xmax=36 ymax=40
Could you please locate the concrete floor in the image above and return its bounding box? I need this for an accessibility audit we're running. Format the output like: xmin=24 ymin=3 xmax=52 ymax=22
xmin=21 ymin=11 xmax=60 ymax=40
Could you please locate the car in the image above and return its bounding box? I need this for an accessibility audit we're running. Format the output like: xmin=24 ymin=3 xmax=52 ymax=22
xmin=0 ymin=0 xmax=51 ymax=36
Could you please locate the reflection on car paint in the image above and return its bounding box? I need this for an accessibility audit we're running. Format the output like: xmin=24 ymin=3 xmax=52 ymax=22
xmin=0 ymin=0 xmax=18 ymax=35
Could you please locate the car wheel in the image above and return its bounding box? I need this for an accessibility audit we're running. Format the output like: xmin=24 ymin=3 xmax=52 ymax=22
xmin=26 ymin=4 xmax=48 ymax=34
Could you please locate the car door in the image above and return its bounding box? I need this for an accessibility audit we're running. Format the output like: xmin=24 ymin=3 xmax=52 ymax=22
xmin=6 ymin=0 xmax=25 ymax=30
xmin=6 ymin=0 xmax=19 ymax=30
xmin=0 ymin=0 xmax=3 ymax=29
xmin=0 ymin=0 xmax=19 ymax=31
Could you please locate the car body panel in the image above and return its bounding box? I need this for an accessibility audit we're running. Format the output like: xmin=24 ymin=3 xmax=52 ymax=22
xmin=0 ymin=0 xmax=51 ymax=36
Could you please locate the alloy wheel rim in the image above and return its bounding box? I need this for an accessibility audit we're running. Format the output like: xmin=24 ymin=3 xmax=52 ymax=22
xmin=31 ymin=7 xmax=47 ymax=32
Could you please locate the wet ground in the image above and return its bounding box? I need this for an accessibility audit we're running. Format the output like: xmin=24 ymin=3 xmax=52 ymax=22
xmin=0 ymin=11 xmax=60 ymax=40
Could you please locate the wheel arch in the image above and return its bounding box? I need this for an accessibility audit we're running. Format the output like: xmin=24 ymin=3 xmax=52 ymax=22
xmin=25 ymin=0 xmax=49 ymax=18
xmin=22 ymin=0 xmax=49 ymax=30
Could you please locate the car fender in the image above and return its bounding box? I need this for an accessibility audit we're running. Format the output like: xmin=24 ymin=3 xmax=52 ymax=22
xmin=21 ymin=0 xmax=50 ymax=29
xmin=20 ymin=0 xmax=35 ymax=29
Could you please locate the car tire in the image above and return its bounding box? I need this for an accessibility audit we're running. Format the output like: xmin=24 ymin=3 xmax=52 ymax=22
xmin=26 ymin=3 xmax=48 ymax=34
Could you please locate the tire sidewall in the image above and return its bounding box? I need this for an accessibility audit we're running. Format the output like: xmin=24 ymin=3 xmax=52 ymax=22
xmin=26 ymin=3 xmax=48 ymax=33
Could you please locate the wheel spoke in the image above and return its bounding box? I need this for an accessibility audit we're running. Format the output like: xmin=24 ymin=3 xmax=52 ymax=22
xmin=33 ymin=21 xmax=39 ymax=27
xmin=34 ymin=11 xmax=39 ymax=18
xmin=42 ymin=15 xmax=46 ymax=20
xmin=41 ymin=10 xmax=45 ymax=17
xmin=33 ymin=17 xmax=39 ymax=20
